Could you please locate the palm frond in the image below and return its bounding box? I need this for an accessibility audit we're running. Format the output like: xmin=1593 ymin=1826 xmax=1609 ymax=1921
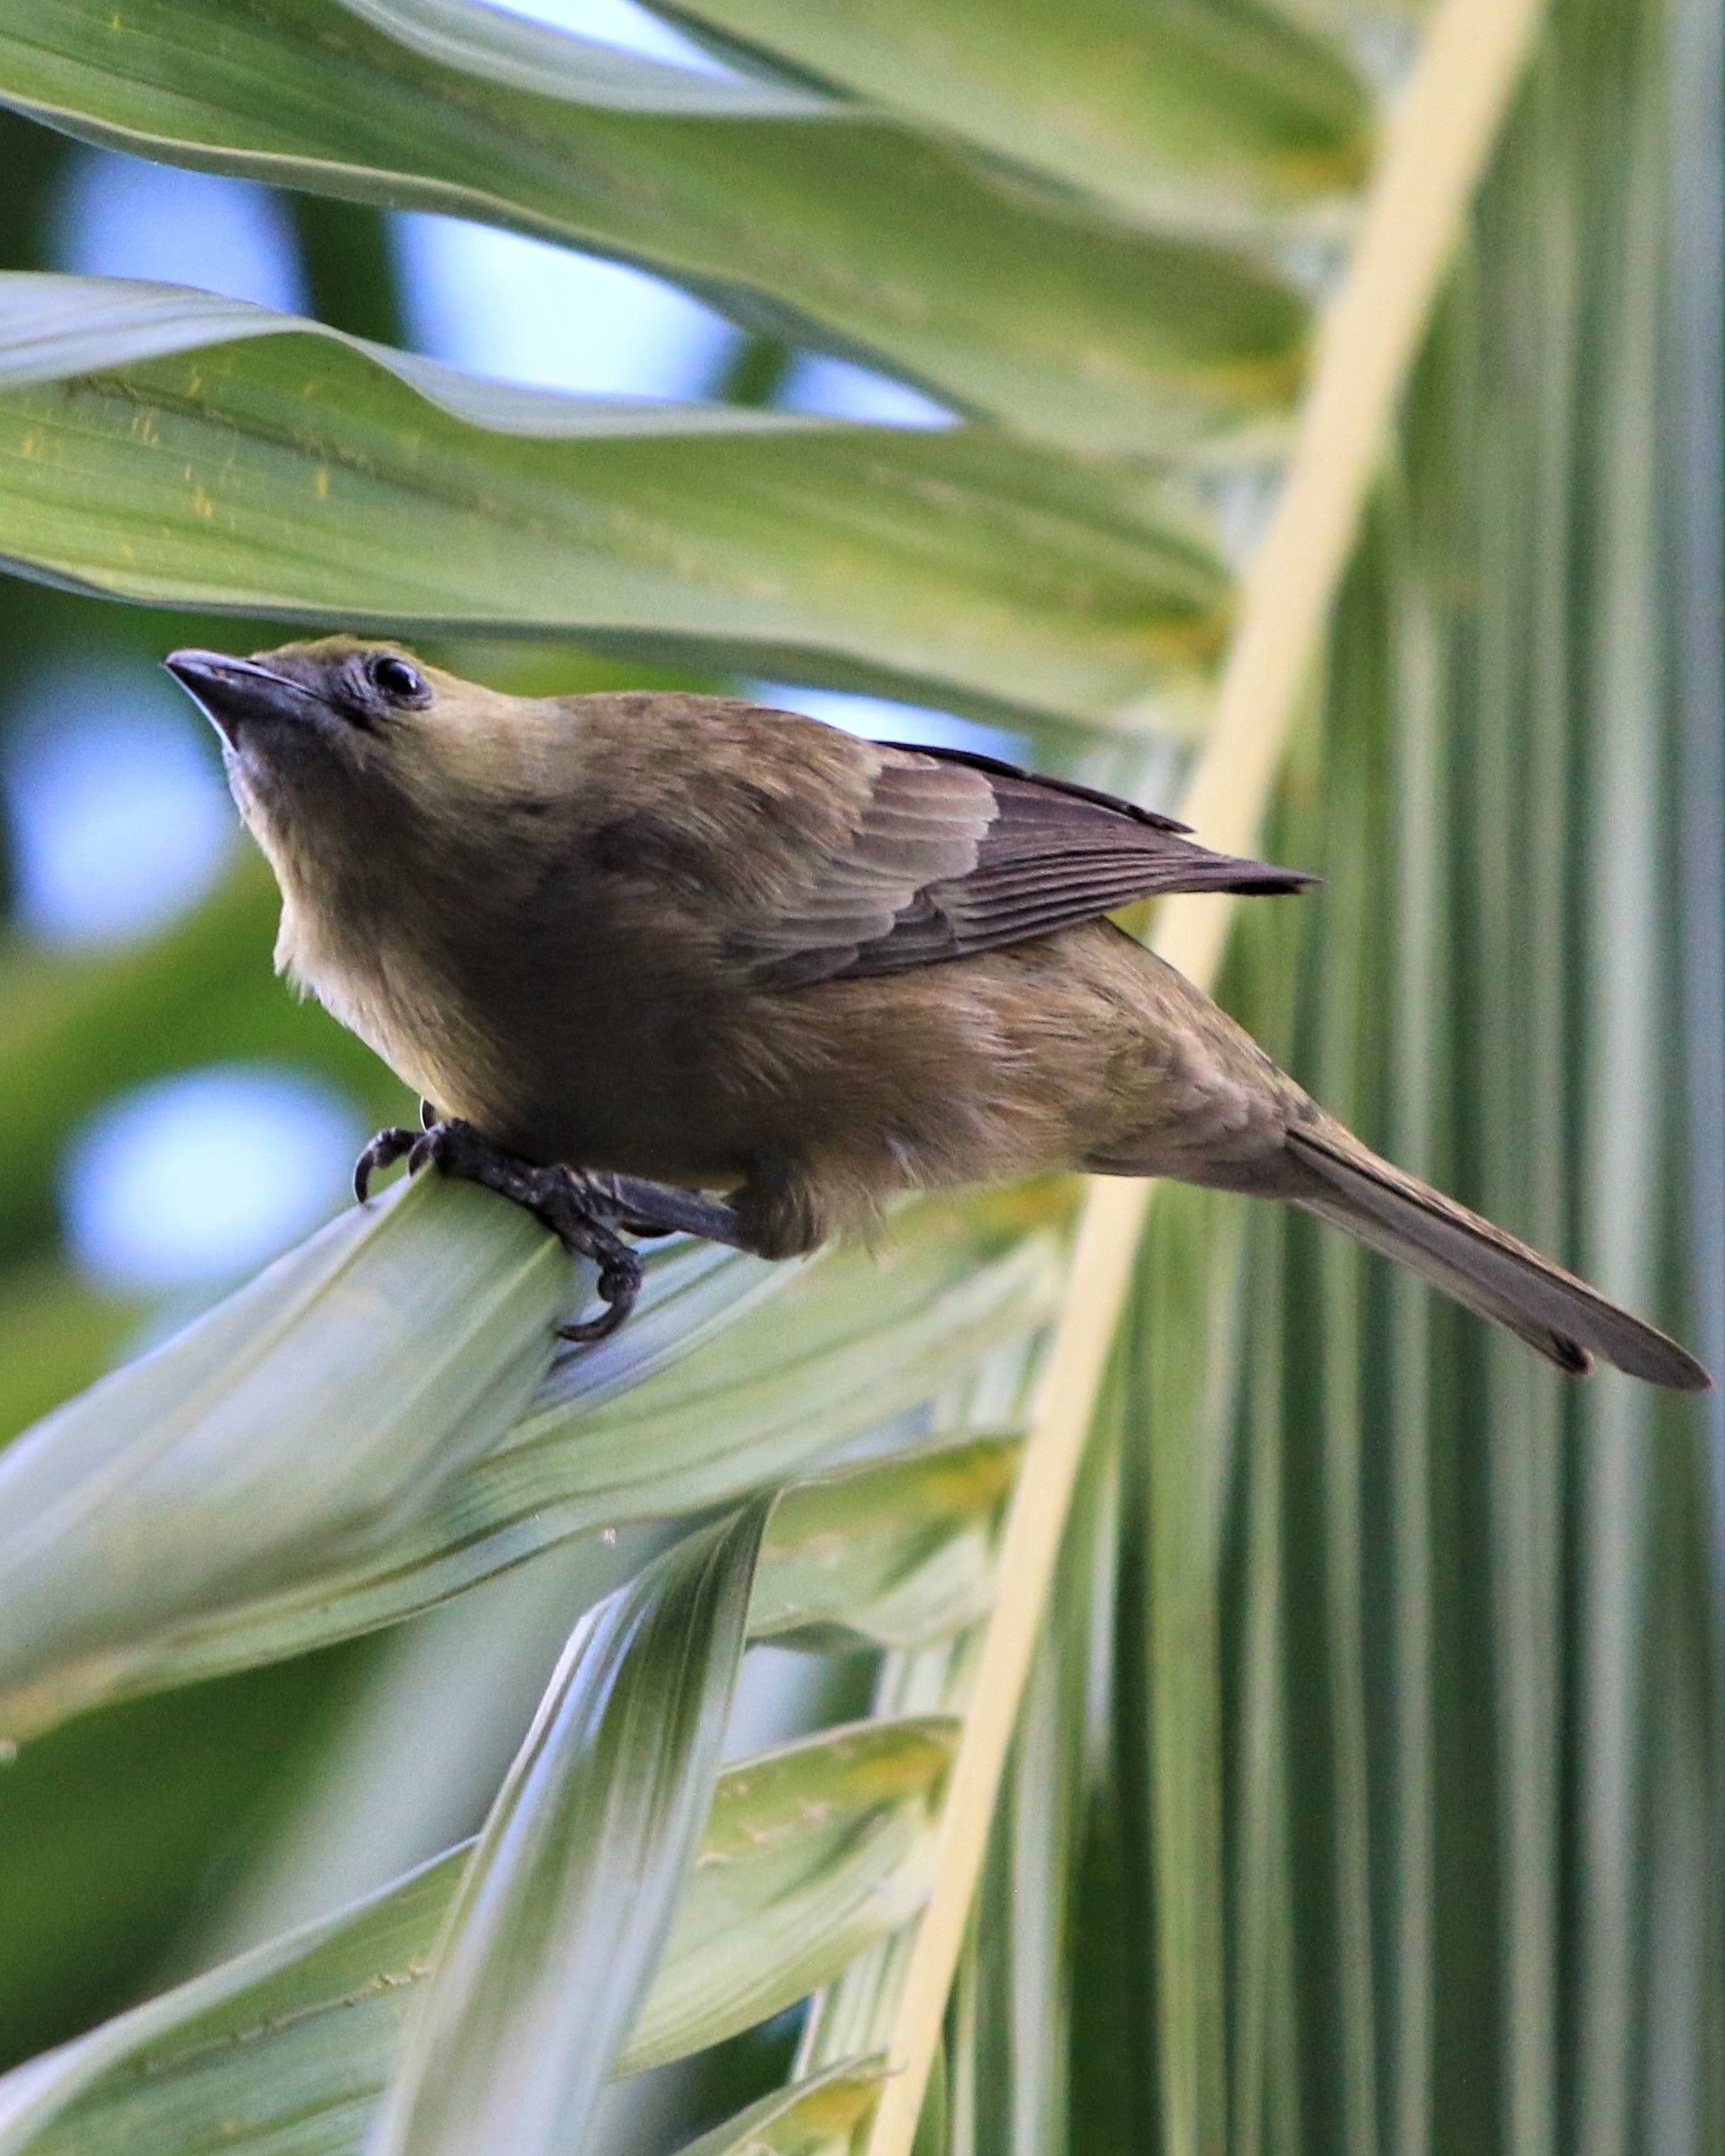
xmin=0 ymin=0 xmax=1316 ymax=451
xmin=860 ymin=8 xmax=1546 ymax=2144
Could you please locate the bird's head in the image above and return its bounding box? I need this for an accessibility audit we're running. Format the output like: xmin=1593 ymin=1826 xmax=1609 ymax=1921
xmin=164 ymin=637 xmax=551 ymax=883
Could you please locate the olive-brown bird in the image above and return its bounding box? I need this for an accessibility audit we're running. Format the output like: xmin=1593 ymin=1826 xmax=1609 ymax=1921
xmin=165 ymin=637 xmax=1709 ymax=1388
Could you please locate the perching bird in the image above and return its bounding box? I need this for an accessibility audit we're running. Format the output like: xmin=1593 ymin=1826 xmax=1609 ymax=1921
xmin=165 ymin=637 xmax=1709 ymax=1388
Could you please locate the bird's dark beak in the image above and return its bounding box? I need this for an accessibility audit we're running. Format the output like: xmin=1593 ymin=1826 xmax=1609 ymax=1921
xmin=163 ymin=649 xmax=319 ymax=746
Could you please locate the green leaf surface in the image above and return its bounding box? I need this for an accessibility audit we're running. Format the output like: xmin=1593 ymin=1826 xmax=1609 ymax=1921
xmin=965 ymin=1401 xmax=1109 ymax=2154
xmin=330 ymin=0 xmax=830 ymax=115
xmin=0 ymin=275 xmax=1231 ymax=734
xmin=0 ymin=1174 xmax=571 ymax=1744
xmin=0 ymin=1185 xmax=1064 ymax=1734
xmin=0 ymin=1842 xmax=458 ymax=2156
xmin=665 ymin=2058 xmax=885 ymax=2156
xmin=370 ymin=1504 xmax=765 ymax=2156
xmin=0 ymin=1643 xmax=369 ymax=2078
xmin=0 ymin=0 xmax=1312 ymax=451
xmin=1135 ymin=1182 xmax=1245 ymax=2151
xmin=658 ymin=0 xmax=1374 ymax=234
xmin=751 ymin=1433 xmax=1019 ymax=1652
xmin=0 ymin=1717 xmax=951 ymax=2156
xmin=629 ymin=1716 xmax=953 ymax=2073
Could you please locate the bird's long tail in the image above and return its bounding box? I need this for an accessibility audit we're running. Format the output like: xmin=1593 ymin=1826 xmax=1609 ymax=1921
xmin=1281 ymin=1117 xmax=1710 ymax=1391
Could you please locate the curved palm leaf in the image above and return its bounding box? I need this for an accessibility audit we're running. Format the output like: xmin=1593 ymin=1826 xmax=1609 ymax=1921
xmin=367 ymin=1504 xmax=765 ymax=2156
xmin=0 ymin=274 xmax=1229 ymax=733
xmin=0 ymin=1182 xmax=1063 ymax=1742
xmin=0 ymin=0 xmax=1318 ymax=451
xmin=654 ymin=0 xmax=1375 ymax=233
xmin=0 ymin=1715 xmax=949 ymax=2154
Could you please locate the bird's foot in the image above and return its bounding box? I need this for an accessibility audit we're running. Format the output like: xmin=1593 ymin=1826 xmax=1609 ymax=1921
xmin=353 ymin=1119 xmax=752 ymax=1344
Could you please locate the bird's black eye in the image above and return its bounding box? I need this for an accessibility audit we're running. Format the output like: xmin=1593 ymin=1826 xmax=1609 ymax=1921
xmin=367 ymin=654 xmax=430 ymax=705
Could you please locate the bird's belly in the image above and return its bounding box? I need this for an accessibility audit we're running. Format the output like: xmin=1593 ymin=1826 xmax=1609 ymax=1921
xmin=329 ymin=916 xmax=1302 ymax=1212
xmin=287 ymin=928 xmax=711 ymax=1179
xmin=452 ymin=998 xmax=759 ymax=1186
xmin=487 ymin=925 xmax=1299 ymax=1202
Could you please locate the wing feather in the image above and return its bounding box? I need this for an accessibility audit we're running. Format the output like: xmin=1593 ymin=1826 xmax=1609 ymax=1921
xmin=729 ymin=739 xmax=1313 ymax=988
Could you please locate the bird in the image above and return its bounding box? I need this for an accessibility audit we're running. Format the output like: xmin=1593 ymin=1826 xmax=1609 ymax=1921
xmin=163 ymin=637 xmax=1710 ymax=1389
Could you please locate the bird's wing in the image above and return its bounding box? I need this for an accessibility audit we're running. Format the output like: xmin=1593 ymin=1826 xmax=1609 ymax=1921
xmin=729 ymin=739 xmax=1315 ymax=989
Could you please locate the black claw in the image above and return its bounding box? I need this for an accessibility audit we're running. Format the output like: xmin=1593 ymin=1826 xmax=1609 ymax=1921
xmin=557 ymin=1250 xmax=644 ymax=1343
xmin=354 ymin=1126 xmax=419 ymax=1203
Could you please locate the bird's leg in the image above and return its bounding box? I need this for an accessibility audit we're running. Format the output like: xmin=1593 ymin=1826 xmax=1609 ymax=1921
xmin=581 ymin=1171 xmax=750 ymax=1250
xmin=351 ymin=1117 xmax=756 ymax=1344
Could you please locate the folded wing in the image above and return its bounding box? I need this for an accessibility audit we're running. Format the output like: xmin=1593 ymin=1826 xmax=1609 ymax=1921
xmin=730 ymin=739 xmax=1315 ymax=989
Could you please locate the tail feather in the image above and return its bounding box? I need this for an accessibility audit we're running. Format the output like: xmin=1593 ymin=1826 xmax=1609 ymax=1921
xmin=1284 ymin=1120 xmax=1711 ymax=1392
